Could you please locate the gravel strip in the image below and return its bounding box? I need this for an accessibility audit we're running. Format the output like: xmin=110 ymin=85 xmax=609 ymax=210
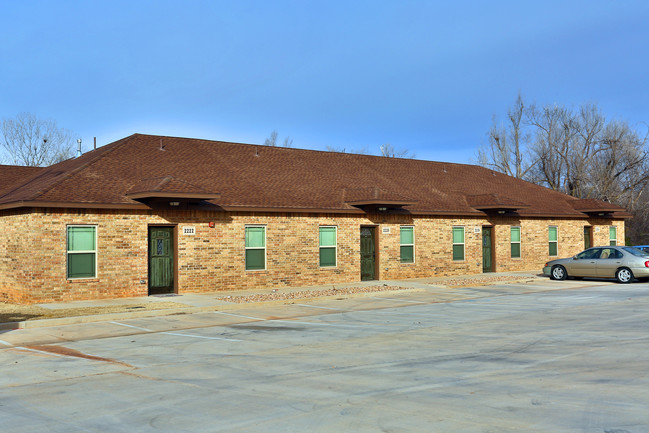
xmin=440 ymin=275 xmax=541 ymax=287
xmin=215 ymin=275 xmax=540 ymax=304
xmin=215 ymin=285 xmax=411 ymax=304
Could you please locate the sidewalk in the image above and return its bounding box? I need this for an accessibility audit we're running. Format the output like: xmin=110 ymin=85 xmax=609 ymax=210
xmin=1 ymin=271 xmax=543 ymax=330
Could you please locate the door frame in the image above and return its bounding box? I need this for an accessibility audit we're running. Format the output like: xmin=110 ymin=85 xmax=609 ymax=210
xmin=584 ymin=226 xmax=593 ymax=250
xmin=482 ymin=226 xmax=494 ymax=273
xmin=148 ymin=225 xmax=178 ymax=295
xmin=360 ymin=225 xmax=379 ymax=281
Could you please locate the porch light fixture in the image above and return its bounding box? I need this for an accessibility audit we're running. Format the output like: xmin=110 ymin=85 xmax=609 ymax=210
xmin=378 ymin=207 xmax=387 ymax=211
xmin=169 ymin=201 xmax=180 ymax=206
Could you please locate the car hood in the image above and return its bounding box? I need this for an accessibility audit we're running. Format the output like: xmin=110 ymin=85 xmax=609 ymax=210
xmin=545 ymin=257 xmax=575 ymax=266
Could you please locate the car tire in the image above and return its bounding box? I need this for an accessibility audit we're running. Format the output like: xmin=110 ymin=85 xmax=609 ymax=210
xmin=615 ymin=268 xmax=634 ymax=284
xmin=551 ymin=265 xmax=567 ymax=281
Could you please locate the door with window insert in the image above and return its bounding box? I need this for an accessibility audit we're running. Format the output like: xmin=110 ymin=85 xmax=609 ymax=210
xmin=482 ymin=226 xmax=493 ymax=272
xmin=360 ymin=227 xmax=376 ymax=281
xmin=149 ymin=227 xmax=175 ymax=294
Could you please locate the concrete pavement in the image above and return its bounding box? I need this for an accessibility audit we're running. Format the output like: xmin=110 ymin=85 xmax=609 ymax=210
xmin=2 ymin=272 xmax=545 ymax=330
xmin=1 ymin=276 xmax=648 ymax=432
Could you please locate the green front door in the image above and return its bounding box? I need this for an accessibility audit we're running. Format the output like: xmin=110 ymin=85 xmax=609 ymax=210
xmin=360 ymin=227 xmax=376 ymax=281
xmin=149 ymin=227 xmax=174 ymax=294
xmin=584 ymin=226 xmax=592 ymax=249
xmin=482 ymin=226 xmax=493 ymax=272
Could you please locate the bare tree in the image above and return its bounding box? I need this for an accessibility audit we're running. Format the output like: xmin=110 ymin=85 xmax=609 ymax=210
xmin=476 ymin=93 xmax=533 ymax=179
xmin=526 ymin=103 xmax=580 ymax=193
xmin=479 ymin=95 xmax=649 ymax=243
xmin=325 ymin=145 xmax=369 ymax=154
xmin=379 ymin=143 xmax=414 ymax=158
xmin=264 ymin=130 xmax=293 ymax=147
xmin=1 ymin=113 xmax=75 ymax=166
xmin=590 ymin=121 xmax=649 ymax=202
xmin=565 ymin=103 xmax=606 ymax=198
xmin=325 ymin=141 xmax=411 ymax=158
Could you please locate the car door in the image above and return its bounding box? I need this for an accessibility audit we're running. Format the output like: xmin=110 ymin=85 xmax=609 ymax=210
xmin=568 ymin=248 xmax=601 ymax=277
xmin=596 ymin=248 xmax=623 ymax=278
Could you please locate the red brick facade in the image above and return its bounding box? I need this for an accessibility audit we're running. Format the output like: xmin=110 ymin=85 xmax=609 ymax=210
xmin=0 ymin=207 xmax=625 ymax=304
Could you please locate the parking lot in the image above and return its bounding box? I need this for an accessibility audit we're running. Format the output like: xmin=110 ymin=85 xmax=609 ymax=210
xmin=1 ymin=278 xmax=649 ymax=432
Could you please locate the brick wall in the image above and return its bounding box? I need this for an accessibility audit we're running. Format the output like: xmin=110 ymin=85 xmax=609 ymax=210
xmin=0 ymin=207 xmax=625 ymax=304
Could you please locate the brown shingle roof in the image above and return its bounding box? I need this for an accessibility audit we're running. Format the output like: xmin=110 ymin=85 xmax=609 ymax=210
xmin=343 ymin=187 xmax=417 ymax=206
xmin=570 ymin=199 xmax=626 ymax=213
xmin=0 ymin=165 xmax=45 ymax=197
xmin=0 ymin=133 xmax=628 ymax=218
xmin=465 ymin=193 xmax=530 ymax=211
xmin=126 ymin=176 xmax=220 ymax=200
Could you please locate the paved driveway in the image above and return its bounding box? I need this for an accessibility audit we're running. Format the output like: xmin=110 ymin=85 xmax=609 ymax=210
xmin=1 ymin=279 xmax=648 ymax=432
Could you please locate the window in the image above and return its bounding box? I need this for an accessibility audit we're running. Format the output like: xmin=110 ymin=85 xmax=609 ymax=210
xmin=600 ymin=248 xmax=622 ymax=259
xmin=245 ymin=226 xmax=266 ymax=270
xmin=319 ymin=226 xmax=337 ymax=267
xmin=67 ymin=225 xmax=97 ymax=279
xmin=549 ymin=226 xmax=558 ymax=256
xmin=576 ymin=248 xmax=601 ymax=260
xmin=452 ymin=227 xmax=464 ymax=261
xmin=609 ymin=226 xmax=617 ymax=246
xmin=400 ymin=226 xmax=414 ymax=263
xmin=511 ymin=226 xmax=521 ymax=259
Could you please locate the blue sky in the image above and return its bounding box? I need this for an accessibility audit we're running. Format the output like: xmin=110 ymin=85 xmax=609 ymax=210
xmin=1 ymin=0 xmax=648 ymax=164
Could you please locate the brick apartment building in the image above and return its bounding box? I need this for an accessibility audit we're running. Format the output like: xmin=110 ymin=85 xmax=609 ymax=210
xmin=0 ymin=134 xmax=627 ymax=304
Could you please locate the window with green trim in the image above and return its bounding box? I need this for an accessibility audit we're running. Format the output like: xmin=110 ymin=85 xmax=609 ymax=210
xmin=511 ymin=226 xmax=521 ymax=258
xmin=400 ymin=226 xmax=414 ymax=263
xmin=549 ymin=226 xmax=558 ymax=256
xmin=67 ymin=225 xmax=97 ymax=279
xmin=245 ymin=226 xmax=266 ymax=270
xmin=609 ymin=226 xmax=617 ymax=246
xmin=452 ymin=227 xmax=465 ymax=261
xmin=319 ymin=226 xmax=337 ymax=267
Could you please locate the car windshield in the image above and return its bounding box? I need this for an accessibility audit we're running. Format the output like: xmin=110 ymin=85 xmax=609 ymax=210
xmin=622 ymin=247 xmax=649 ymax=257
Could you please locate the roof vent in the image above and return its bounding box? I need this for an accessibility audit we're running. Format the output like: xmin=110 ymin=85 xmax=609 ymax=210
xmin=76 ymin=139 xmax=82 ymax=157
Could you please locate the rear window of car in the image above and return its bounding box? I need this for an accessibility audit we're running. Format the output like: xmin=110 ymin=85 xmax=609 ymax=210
xmin=622 ymin=247 xmax=649 ymax=257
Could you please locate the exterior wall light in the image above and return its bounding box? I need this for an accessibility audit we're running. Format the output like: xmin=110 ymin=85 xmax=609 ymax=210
xmin=169 ymin=201 xmax=180 ymax=206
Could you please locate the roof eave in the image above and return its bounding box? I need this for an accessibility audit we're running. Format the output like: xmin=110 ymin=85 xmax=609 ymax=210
xmin=0 ymin=200 xmax=150 ymax=211
xmin=0 ymin=201 xmax=632 ymax=219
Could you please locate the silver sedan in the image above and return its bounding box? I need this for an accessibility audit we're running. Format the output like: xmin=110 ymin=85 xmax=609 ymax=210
xmin=543 ymin=246 xmax=649 ymax=283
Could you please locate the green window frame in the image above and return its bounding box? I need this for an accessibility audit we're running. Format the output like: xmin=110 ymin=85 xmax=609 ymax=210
xmin=549 ymin=226 xmax=558 ymax=256
xmin=67 ymin=225 xmax=97 ymax=279
xmin=319 ymin=226 xmax=337 ymax=267
xmin=400 ymin=226 xmax=414 ymax=263
xmin=511 ymin=226 xmax=521 ymax=259
xmin=609 ymin=226 xmax=617 ymax=246
xmin=245 ymin=226 xmax=266 ymax=270
xmin=452 ymin=226 xmax=465 ymax=261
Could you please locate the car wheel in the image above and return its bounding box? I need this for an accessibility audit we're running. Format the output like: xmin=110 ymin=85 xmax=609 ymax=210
xmin=615 ymin=268 xmax=634 ymax=284
xmin=551 ymin=265 xmax=567 ymax=280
